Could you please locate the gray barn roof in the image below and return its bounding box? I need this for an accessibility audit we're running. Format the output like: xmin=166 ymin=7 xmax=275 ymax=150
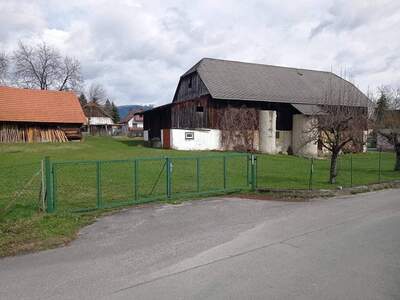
xmin=183 ymin=58 xmax=368 ymax=107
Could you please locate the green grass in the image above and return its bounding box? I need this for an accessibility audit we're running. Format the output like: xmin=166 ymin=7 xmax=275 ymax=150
xmin=0 ymin=136 xmax=399 ymax=256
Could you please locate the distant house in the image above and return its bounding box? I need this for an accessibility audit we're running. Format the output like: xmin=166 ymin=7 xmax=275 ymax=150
xmin=83 ymin=101 xmax=114 ymax=135
xmin=120 ymin=109 xmax=144 ymax=137
xmin=0 ymin=86 xmax=86 ymax=143
xmin=142 ymin=58 xmax=369 ymax=156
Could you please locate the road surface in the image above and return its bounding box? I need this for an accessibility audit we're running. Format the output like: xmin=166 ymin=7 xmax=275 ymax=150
xmin=1 ymin=189 xmax=400 ymax=299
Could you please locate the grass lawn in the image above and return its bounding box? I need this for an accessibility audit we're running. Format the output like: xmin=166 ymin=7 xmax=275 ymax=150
xmin=0 ymin=136 xmax=399 ymax=256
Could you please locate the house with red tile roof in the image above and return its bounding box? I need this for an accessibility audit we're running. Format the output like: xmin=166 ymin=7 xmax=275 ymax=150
xmin=0 ymin=86 xmax=86 ymax=142
xmin=120 ymin=109 xmax=144 ymax=137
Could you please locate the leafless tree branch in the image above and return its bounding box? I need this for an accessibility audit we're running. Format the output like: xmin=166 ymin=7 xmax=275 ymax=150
xmin=0 ymin=51 xmax=8 ymax=85
xmin=12 ymin=41 xmax=82 ymax=91
xmin=308 ymin=75 xmax=369 ymax=183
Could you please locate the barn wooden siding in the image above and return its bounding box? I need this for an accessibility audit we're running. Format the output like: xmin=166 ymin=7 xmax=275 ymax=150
xmin=171 ymin=96 xmax=210 ymax=128
xmin=144 ymin=96 xmax=299 ymax=140
xmin=173 ymin=72 xmax=209 ymax=102
xmin=143 ymin=105 xmax=172 ymax=139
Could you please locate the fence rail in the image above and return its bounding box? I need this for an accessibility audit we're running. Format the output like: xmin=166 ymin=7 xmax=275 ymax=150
xmin=39 ymin=151 xmax=400 ymax=213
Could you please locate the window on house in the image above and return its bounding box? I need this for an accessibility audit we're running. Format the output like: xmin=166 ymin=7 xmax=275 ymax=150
xmin=188 ymin=77 xmax=193 ymax=89
xmin=276 ymin=131 xmax=280 ymax=139
xmin=196 ymin=106 xmax=204 ymax=113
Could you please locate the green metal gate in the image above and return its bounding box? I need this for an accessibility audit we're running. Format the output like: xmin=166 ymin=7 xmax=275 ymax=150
xmin=44 ymin=153 xmax=257 ymax=212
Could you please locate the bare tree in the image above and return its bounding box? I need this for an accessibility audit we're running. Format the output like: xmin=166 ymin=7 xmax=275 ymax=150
xmin=12 ymin=41 xmax=82 ymax=91
xmin=0 ymin=51 xmax=8 ymax=84
xmin=218 ymin=105 xmax=258 ymax=152
xmin=309 ymin=77 xmax=369 ymax=184
xmin=88 ymin=83 xmax=107 ymax=103
xmin=375 ymin=87 xmax=400 ymax=170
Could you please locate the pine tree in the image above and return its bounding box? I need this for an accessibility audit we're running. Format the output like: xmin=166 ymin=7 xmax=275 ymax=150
xmin=104 ymin=99 xmax=112 ymax=116
xmin=78 ymin=93 xmax=87 ymax=107
xmin=375 ymin=91 xmax=389 ymax=123
xmin=111 ymin=102 xmax=120 ymax=123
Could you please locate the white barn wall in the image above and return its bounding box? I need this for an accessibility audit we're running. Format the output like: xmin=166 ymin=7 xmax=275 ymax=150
xmin=170 ymin=129 xmax=222 ymax=151
xmin=259 ymin=110 xmax=277 ymax=154
xmin=292 ymin=114 xmax=318 ymax=157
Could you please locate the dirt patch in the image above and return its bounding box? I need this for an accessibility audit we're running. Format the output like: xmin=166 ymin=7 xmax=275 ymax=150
xmin=234 ymin=180 xmax=400 ymax=203
xmin=232 ymin=192 xmax=317 ymax=202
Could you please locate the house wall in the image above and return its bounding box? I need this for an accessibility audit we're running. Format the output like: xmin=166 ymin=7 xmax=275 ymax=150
xmin=128 ymin=118 xmax=143 ymax=128
xmin=169 ymin=128 xmax=222 ymax=151
xmin=292 ymin=114 xmax=318 ymax=157
xmin=88 ymin=117 xmax=113 ymax=125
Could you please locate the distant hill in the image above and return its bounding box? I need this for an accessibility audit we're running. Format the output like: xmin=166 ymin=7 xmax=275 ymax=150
xmin=118 ymin=105 xmax=153 ymax=119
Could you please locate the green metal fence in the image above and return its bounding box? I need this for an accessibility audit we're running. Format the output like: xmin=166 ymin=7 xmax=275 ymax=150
xmin=44 ymin=153 xmax=254 ymax=212
xmin=42 ymin=151 xmax=400 ymax=213
xmin=256 ymin=151 xmax=400 ymax=190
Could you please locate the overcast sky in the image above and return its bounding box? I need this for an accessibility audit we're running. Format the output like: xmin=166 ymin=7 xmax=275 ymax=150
xmin=1 ymin=0 xmax=399 ymax=105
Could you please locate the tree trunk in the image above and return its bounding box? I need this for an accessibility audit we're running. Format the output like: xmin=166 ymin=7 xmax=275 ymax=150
xmin=395 ymin=142 xmax=400 ymax=171
xmin=330 ymin=151 xmax=339 ymax=184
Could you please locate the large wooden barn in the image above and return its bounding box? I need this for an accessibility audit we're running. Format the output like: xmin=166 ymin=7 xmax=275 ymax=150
xmin=0 ymin=86 xmax=86 ymax=142
xmin=143 ymin=58 xmax=369 ymax=156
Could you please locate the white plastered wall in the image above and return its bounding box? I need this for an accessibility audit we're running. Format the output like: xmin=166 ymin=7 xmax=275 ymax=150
xmin=259 ymin=110 xmax=277 ymax=154
xmin=292 ymin=114 xmax=318 ymax=157
xmin=170 ymin=129 xmax=222 ymax=151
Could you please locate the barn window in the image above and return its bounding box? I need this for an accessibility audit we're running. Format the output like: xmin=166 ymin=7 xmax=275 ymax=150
xmin=276 ymin=131 xmax=280 ymax=139
xmin=188 ymin=77 xmax=193 ymax=89
xmin=196 ymin=106 xmax=204 ymax=113
xmin=185 ymin=131 xmax=194 ymax=140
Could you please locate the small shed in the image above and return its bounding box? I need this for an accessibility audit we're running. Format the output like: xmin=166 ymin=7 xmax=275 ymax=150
xmin=0 ymin=86 xmax=86 ymax=142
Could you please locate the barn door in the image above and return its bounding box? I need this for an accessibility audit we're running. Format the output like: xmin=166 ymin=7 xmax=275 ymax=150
xmin=163 ymin=129 xmax=170 ymax=149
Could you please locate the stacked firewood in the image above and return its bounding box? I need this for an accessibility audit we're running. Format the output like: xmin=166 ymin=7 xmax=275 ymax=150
xmin=0 ymin=124 xmax=68 ymax=143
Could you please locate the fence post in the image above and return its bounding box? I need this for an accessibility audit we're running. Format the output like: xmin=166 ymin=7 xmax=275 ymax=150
xmin=166 ymin=157 xmax=172 ymax=198
xmin=250 ymin=154 xmax=256 ymax=191
xmin=44 ymin=156 xmax=54 ymax=213
xmin=196 ymin=158 xmax=200 ymax=193
xmin=223 ymin=156 xmax=227 ymax=190
xmin=246 ymin=155 xmax=250 ymax=185
xmin=96 ymin=161 xmax=102 ymax=208
xmin=134 ymin=159 xmax=138 ymax=202
xmin=350 ymin=153 xmax=353 ymax=187
xmin=378 ymin=150 xmax=382 ymax=183
xmin=308 ymin=157 xmax=314 ymax=190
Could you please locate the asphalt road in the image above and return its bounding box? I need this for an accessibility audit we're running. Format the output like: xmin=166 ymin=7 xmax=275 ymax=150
xmin=1 ymin=189 xmax=400 ymax=300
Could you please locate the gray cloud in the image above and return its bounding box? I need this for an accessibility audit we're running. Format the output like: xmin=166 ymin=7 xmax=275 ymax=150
xmin=0 ymin=0 xmax=400 ymax=105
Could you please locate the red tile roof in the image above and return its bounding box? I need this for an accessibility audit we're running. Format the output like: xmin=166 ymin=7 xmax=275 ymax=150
xmin=0 ymin=86 xmax=86 ymax=124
